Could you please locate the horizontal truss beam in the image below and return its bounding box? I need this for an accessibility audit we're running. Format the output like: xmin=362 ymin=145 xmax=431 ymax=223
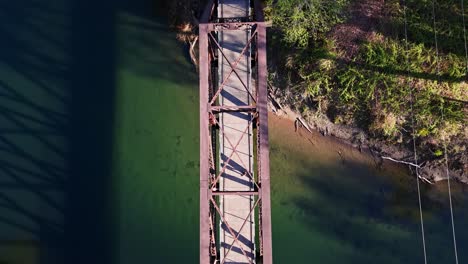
xmin=212 ymin=191 xmax=259 ymax=196
xmin=205 ymin=22 xmax=269 ymax=31
xmin=210 ymin=105 xmax=257 ymax=113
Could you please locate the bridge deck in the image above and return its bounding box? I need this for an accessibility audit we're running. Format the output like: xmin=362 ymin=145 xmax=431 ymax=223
xmin=217 ymin=0 xmax=255 ymax=263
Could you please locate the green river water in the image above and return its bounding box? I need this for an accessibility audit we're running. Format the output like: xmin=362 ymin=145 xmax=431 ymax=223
xmin=0 ymin=1 xmax=467 ymax=264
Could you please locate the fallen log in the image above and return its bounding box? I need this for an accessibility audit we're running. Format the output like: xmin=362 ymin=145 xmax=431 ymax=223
xmin=296 ymin=117 xmax=312 ymax=134
xmin=381 ymin=156 xmax=434 ymax=184
xmin=267 ymin=91 xmax=284 ymax=111
xmin=418 ymin=175 xmax=434 ymax=184
xmin=189 ymin=36 xmax=199 ymax=67
xmin=381 ymin=156 xmax=421 ymax=168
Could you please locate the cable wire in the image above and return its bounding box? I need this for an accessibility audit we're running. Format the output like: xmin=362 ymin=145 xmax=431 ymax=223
xmin=430 ymin=1 xmax=459 ymax=263
xmin=461 ymin=0 xmax=468 ymax=73
xmin=402 ymin=2 xmax=428 ymax=263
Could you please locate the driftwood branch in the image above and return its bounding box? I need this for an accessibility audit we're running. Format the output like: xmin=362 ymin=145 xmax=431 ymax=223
xmin=417 ymin=175 xmax=434 ymax=184
xmin=297 ymin=117 xmax=312 ymax=133
xmin=381 ymin=156 xmax=421 ymax=168
xmin=268 ymin=91 xmax=284 ymax=111
xmin=381 ymin=156 xmax=434 ymax=184
xmin=189 ymin=36 xmax=199 ymax=67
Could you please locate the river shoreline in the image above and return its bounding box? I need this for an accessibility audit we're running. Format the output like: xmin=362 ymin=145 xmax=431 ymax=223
xmin=269 ymin=112 xmax=381 ymax=168
xmin=164 ymin=3 xmax=466 ymax=185
xmin=267 ymin=93 xmax=467 ymax=185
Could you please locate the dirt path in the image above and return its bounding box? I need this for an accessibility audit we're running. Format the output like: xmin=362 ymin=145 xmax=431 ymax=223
xmin=329 ymin=0 xmax=384 ymax=60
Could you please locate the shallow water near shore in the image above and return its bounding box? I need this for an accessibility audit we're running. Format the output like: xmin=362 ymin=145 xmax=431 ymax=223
xmin=268 ymin=115 xmax=468 ymax=263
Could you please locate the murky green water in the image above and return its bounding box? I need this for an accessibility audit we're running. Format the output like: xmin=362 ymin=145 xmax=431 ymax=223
xmin=113 ymin=13 xmax=200 ymax=263
xmin=267 ymin=120 xmax=468 ymax=263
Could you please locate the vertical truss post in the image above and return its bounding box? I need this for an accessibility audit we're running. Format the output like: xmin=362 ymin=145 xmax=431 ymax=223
xmin=199 ymin=22 xmax=211 ymax=264
xmin=256 ymin=23 xmax=272 ymax=264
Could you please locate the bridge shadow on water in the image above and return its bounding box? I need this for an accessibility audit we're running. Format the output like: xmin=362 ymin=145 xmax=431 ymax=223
xmin=0 ymin=0 xmax=193 ymax=263
xmin=0 ymin=0 xmax=117 ymax=263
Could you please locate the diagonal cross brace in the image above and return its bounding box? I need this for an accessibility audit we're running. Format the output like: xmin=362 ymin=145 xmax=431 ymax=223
xmin=210 ymin=114 xmax=254 ymax=189
xmin=221 ymin=197 xmax=261 ymax=264
xmin=213 ymin=113 xmax=261 ymax=191
xmin=210 ymin=197 xmax=254 ymax=264
xmin=212 ymin=113 xmax=261 ymax=191
xmin=208 ymin=29 xmax=258 ymax=106
xmin=210 ymin=114 xmax=260 ymax=191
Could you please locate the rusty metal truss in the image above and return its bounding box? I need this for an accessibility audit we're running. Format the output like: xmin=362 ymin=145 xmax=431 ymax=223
xmin=199 ymin=0 xmax=272 ymax=263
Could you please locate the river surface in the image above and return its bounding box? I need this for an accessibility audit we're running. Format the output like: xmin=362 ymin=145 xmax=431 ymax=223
xmin=0 ymin=1 xmax=467 ymax=264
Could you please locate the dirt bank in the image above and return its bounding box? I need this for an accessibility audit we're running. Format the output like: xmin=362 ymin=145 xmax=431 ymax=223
xmin=268 ymin=94 xmax=467 ymax=185
xmin=269 ymin=111 xmax=380 ymax=169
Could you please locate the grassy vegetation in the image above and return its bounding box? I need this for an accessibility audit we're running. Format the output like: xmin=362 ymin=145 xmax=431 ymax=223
xmin=266 ymin=0 xmax=467 ymax=162
xmin=337 ymin=37 xmax=465 ymax=141
xmin=264 ymin=0 xmax=350 ymax=47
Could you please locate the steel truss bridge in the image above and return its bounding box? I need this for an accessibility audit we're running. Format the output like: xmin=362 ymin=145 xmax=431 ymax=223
xmin=199 ymin=0 xmax=272 ymax=263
